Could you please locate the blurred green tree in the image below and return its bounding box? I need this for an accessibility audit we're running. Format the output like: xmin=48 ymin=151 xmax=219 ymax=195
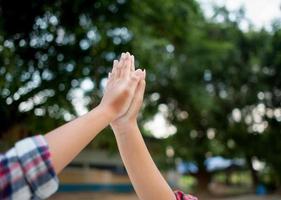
xmin=0 ymin=0 xmax=281 ymax=192
xmin=260 ymin=27 xmax=281 ymax=187
xmin=0 ymin=0 xmax=132 ymax=142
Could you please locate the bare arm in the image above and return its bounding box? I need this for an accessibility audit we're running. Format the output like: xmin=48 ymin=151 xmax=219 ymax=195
xmin=113 ymin=123 xmax=176 ymax=200
xmin=111 ymin=69 xmax=176 ymax=200
xmin=45 ymin=105 xmax=113 ymax=173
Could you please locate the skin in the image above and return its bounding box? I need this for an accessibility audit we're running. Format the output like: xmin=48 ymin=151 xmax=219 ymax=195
xmin=45 ymin=52 xmax=144 ymax=174
xmin=111 ymin=58 xmax=176 ymax=200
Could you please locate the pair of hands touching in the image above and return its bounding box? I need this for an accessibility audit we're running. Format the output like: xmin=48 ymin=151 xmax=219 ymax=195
xmin=46 ymin=52 xmax=146 ymax=174
xmin=100 ymin=52 xmax=146 ymax=131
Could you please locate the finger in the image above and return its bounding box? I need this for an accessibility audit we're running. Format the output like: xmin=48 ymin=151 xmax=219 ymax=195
xmin=124 ymin=52 xmax=131 ymax=77
xmin=108 ymin=72 xmax=112 ymax=81
xmin=127 ymin=69 xmax=142 ymax=96
xmin=121 ymin=52 xmax=131 ymax=78
xmin=117 ymin=53 xmax=125 ymax=78
xmin=128 ymin=79 xmax=146 ymax=116
xmin=106 ymin=72 xmax=112 ymax=87
xmin=111 ymin=60 xmax=118 ymax=80
xmin=138 ymin=68 xmax=146 ymax=80
xmin=138 ymin=79 xmax=146 ymax=103
xmin=131 ymin=55 xmax=135 ymax=72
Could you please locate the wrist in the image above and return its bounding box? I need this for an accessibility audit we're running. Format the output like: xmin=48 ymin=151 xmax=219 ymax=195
xmin=111 ymin=120 xmax=138 ymax=136
xmin=91 ymin=104 xmax=116 ymax=122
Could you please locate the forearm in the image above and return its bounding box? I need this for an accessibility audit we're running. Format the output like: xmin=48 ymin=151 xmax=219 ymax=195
xmin=45 ymin=105 xmax=114 ymax=174
xmin=113 ymin=122 xmax=176 ymax=200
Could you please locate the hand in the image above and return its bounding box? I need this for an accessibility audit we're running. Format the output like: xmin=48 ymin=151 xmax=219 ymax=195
xmin=109 ymin=68 xmax=176 ymax=200
xmin=110 ymin=59 xmax=146 ymax=131
xmin=99 ymin=52 xmax=144 ymax=120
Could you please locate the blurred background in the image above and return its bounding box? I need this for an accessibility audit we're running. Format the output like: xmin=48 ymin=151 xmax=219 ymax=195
xmin=0 ymin=0 xmax=281 ymax=199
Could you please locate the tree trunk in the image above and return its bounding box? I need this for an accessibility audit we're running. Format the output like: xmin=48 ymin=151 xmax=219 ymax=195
xmin=195 ymin=167 xmax=211 ymax=195
xmin=246 ymin=156 xmax=259 ymax=188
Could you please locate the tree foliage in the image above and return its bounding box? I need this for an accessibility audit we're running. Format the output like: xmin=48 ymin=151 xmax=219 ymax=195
xmin=0 ymin=0 xmax=281 ymax=190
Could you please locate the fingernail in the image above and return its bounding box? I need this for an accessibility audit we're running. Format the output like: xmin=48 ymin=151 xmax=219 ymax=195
xmin=121 ymin=53 xmax=125 ymax=58
xmin=126 ymin=52 xmax=130 ymax=59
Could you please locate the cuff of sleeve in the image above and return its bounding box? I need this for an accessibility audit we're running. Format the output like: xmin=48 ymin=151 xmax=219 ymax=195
xmin=174 ymin=190 xmax=198 ymax=200
xmin=15 ymin=135 xmax=59 ymax=199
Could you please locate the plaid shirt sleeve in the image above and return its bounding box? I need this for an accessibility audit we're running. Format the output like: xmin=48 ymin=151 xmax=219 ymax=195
xmin=174 ymin=190 xmax=198 ymax=200
xmin=0 ymin=135 xmax=59 ymax=200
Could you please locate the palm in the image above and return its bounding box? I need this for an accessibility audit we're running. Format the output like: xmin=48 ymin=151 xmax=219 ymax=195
xmin=100 ymin=52 xmax=144 ymax=120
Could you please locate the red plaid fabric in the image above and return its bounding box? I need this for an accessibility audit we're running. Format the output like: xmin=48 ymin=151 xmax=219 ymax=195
xmin=0 ymin=135 xmax=58 ymax=200
xmin=174 ymin=190 xmax=198 ymax=200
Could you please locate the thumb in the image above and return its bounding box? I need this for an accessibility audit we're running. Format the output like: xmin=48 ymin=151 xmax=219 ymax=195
xmin=127 ymin=74 xmax=146 ymax=117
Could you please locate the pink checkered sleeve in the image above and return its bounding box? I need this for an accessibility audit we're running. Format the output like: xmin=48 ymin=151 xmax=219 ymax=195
xmin=174 ymin=190 xmax=198 ymax=200
xmin=0 ymin=135 xmax=59 ymax=199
